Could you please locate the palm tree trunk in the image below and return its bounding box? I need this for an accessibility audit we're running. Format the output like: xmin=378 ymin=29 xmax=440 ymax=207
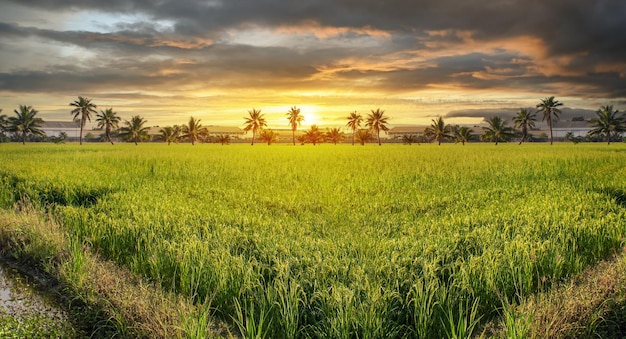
xmin=377 ymin=129 xmax=381 ymax=145
xmin=80 ymin=116 xmax=85 ymax=145
xmin=106 ymin=126 xmax=114 ymax=145
xmin=352 ymin=130 xmax=355 ymax=145
xmin=22 ymin=132 xmax=26 ymax=145
xmin=292 ymin=130 xmax=295 ymax=146
xmin=549 ymin=127 xmax=553 ymax=145
xmin=548 ymin=116 xmax=553 ymax=145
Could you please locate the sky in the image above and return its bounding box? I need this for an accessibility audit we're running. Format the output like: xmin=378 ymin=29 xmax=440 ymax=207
xmin=0 ymin=0 xmax=625 ymax=129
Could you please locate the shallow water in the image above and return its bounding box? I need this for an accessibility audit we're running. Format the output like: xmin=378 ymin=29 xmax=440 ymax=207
xmin=0 ymin=260 xmax=67 ymax=322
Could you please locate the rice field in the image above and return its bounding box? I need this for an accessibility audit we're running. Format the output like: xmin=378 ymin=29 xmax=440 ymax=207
xmin=1 ymin=142 xmax=625 ymax=338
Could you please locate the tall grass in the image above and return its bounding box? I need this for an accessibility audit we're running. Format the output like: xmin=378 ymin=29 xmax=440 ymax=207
xmin=1 ymin=143 xmax=625 ymax=337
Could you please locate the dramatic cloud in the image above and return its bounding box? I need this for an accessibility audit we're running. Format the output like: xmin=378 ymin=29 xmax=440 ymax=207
xmin=0 ymin=0 xmax=624 ymax=126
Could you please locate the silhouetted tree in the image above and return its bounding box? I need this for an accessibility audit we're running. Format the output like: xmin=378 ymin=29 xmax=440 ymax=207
xmin=482 ymin=116 xmax=515 ymax=145
xmin=513 ymin=108 xmax=537 ymax=145
xmin=7 ymin=105 xmax=45 ymax=144
xmin=70 ymin=96 xmax=97 ymax=145
xmin=259 ymin=129 xmax=279 ymax=145
xmin=304 ymin=125 xmax=325 ymax=145
xmin=536 ymin=96 xmax=563 ymax=145
xmin=424 ymin=117 xmax=451 ymax=145
xmin=366 ymin=108 xmax=390 ymax=145
xmin=243 ymin=108 xmax=267 ymax=145
xmin=402 ymin=134 xmax=418 ymax=145
xmin=119 ymin=115 xmax=149 ymax=145
xmin=325 ymin=127 xmax=345 ymax=145
xmin=96 ymin=108 xmax=121 ymax=145
xmin=287 ymin=106 xmax=304 ymax=145
xmin=355 ymin=129 xmax=373 ymax=145
xmin=159 ymin=126 xmax=179 ymax=145
xmin=346 ymin=111 xmax=362 ymax=146
xmin=454 ymin=126 xmax=474 ymax=145
xmin=182 ymin=116 xmax=205 ymax=145
xmin=587 ymin=105 xmax=625 ymax=144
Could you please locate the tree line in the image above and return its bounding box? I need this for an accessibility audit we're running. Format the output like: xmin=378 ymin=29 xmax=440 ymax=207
xmin=0 ymin=96 xmax=624 ymax=145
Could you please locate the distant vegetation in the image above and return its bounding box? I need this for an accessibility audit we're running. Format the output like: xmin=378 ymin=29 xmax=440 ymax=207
xmin=0 ymin=97 xmax=625 ymax=144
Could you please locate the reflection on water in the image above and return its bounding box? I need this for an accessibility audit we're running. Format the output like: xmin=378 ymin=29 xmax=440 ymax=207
xmin=0 ymin=261 xmax=67 ymax=322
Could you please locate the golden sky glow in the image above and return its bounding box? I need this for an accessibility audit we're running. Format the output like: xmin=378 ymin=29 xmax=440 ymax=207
xmin=0 ymin=0 xmax=624 ymax=129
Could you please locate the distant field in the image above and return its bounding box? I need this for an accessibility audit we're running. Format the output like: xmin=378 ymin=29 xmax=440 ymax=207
xmin=1 ymin=143 xmax=625 ymax=338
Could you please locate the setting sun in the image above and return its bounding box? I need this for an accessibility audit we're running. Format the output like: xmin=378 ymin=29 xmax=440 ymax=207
xmin=300 ymin=105 xmax=320 ymax=127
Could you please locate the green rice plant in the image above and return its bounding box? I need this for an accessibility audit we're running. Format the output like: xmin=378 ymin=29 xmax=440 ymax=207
xmin=500 ymin=298 xmax=533 ymax=339
xmin=232 ymin=295 xmax=273 ymax=339
xmin=1 ymin=143 xmax=625 ymax=337
xmin=408 ymin=276 xmax=440 ymax=338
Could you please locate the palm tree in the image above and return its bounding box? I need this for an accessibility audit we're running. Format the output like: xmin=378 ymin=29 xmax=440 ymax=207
xmin=454 ymin=126 xmax=474 ymax=145
xmin=95 ymin=108 xmax=121 ymax=145
xmin=118 ymin=115 xmax=149 ymax=145
xmin=424 ymin=117 xmax=451 ymax=145
xmin=355 ymin=129 xmax=373 ymax=145
xmin=0 ymin=110 xmax=8 ymax=141
xmin=159 ymin=126 xmax=179 ymax=145
xmin=286 ymin=106 xmax=304 ymax=145
xmin=365 ymin=108 xmax=390 ymax=146
xmin=243 ymin=109 xmax=267 ymax=145
xmin=258 ymin=129 xmax=279 ymax=145
xmin=482 ymin=116 xmax=515 ymax=145
xmin=346 ymin=111 xmax=363 ymax=146
xmin=304 ymin=125 xmax=325 ymax=145
xmin=587 ymin=105 xmax=625 ymax=144
xmin=536 ymin=96 xmax=563 ymax=145
xmin=325 ymin=127 xmax=345 ymax=145
xmin=181 ymin=116 xmax=204 ymax=145
xmin=7 ymin=105 xmax=45 ymax=144
xmin=402 ymin=134 xmax=418 ymax=145
xmin=70 ymin=96 xmax=97 ymax=145
xmin=0 ymin=109 xmax=6 ymax=132
xmin=513 ymin=108 xmax=537 ymax=145
xmin=216 ymin=134 xmax=231 ymax=145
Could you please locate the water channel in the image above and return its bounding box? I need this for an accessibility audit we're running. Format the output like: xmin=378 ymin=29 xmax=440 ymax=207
xmin=0 ymin=259 xmax=77 ymax=335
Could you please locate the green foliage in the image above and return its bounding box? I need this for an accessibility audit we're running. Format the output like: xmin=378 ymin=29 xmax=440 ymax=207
xmin=0 ymin=143 xmax=625 ymax=338
xmin=7 ymin=105 xmax=45 ymax=144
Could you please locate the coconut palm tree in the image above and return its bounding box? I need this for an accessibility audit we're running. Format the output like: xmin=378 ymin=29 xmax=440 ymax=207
xmin=424 ymin=117 xmax=451 ymax=145
xmin=536 ymin=96 xmax=563 ymax=145
xmin=513 ymin=108 xmax=537 ymax=145
xmin=587 ymin=105 xmax=625 ymax=144
xmin=181 ymin=116 xmax=204 ymax=145
xmin=7 ymin=105 xmax=45 ymax=144
xmin=304 ymin=125 xmax=325 ymax=145
xmin=95 ymin=108 xmax=121 ymax=145
xmin=0 ymin=110 xmax=8 ymax=141
xmin=70 ymin=96 xmax=97 ymax=145
xmin=0 ymin=109 xmax=6 ymax=131
xmin=118 ymin=115 xmax=149 ymax=145
xmin=325 ymin=127 xmax=345 ymax=145
xmin=402 ymin=134 xmax=418 ymax=145
xmin=454 ymin=126 xmax=474 ymax=145
xmin=365 ymin=108 xmax=390 ymax=146
xmin=346 ymin=111 xmax=362 ymax=146
xmin=286 ymin=106 xmax=304 ymax=145
xmin=258 ymin=129 xmax=279 ymax=145
xmin=482 ymin=116 xmax=515 ymax=145
xmin=243 ymin=108 xmax=267 ymax=145
xmin=159 ymin=126 xmax=179 ymax=145
xmin=216 ymin=134 xmax=231 ymax=145
xmin=355 ymin=129 xmax=373 ymax=145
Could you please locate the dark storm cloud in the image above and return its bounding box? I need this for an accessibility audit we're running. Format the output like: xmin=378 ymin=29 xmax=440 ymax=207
xmin=1 ymin=0 xmax=625 ymax=110
xmin=8 ymin=0 xmax=626 ymax=56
